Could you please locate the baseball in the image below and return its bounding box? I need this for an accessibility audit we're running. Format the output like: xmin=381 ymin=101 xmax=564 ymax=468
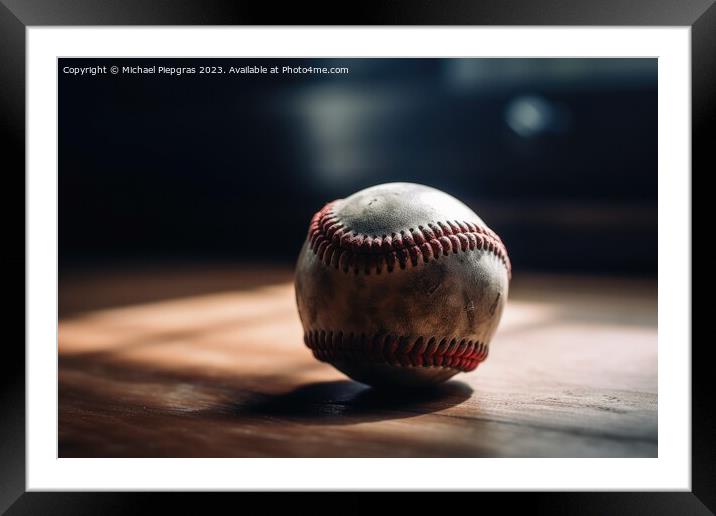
xmin=294 ymin=182 xmax=511 ymax=388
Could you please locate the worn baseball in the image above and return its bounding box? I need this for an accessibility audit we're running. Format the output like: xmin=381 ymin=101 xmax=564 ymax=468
xmin=294 ymin=182 xmax=511 ymax=388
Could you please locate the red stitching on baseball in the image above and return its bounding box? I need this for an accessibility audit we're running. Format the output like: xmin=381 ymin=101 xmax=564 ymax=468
xmin=304 ymin=330 xmax=489 ymax=372
xmin=307 ymin=201 xmax=512 ymax=277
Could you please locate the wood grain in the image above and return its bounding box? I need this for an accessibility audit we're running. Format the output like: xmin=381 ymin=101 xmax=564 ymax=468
xmin=59 ymin=266 xmax=657 ymax=457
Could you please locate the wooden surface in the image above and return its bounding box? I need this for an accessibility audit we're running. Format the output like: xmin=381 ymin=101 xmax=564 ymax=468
xmin=59 ymin=266 xmax=657 ymax=457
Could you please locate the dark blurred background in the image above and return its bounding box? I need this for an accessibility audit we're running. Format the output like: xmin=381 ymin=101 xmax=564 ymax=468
xmin=59 ymin=58 xmax=657 ymax=276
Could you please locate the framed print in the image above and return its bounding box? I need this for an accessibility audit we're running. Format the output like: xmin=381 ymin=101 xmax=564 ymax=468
xmin=2 ymin=0 xmax=711 ymax=513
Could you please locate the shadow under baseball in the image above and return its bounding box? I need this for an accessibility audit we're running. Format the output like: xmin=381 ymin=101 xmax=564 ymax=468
xmin=238 ymin=379 xmax=474 ymax=425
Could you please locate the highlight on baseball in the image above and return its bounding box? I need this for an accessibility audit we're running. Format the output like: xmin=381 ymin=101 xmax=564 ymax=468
xmin=295 ymin=182 xmax=511 ymax=387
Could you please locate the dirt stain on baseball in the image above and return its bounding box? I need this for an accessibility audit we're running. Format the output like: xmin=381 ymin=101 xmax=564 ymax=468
xmin=463 ymin=293 xmax=476 ymax=328
xmin=489 ymin=293 xmax=501 ymax=316
xmin=414 ymin=262 xmax=446 ymax=296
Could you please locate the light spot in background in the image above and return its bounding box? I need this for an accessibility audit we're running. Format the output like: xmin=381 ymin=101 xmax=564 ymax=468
xmin=444 ymin=59 xmax=492 ymax=90
xmin=296 ymin=86 xmax=378 ymax=186
xmin=505 ymin=95 xmax=570 ymax=138
xmin=294 ymin=85 xmax=410 ymax=188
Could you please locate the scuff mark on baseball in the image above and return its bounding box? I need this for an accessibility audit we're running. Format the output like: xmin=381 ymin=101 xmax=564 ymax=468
xmin=294 ymin=182 xmax=511 ymax=388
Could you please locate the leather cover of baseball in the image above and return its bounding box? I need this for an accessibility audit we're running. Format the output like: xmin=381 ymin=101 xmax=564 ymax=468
xmin=294 ymin=182 xmax=511 ymax=388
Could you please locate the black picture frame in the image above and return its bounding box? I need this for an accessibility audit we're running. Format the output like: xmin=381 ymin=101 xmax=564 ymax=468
xmin=1 ymin=1 xmax=710 ymax=513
